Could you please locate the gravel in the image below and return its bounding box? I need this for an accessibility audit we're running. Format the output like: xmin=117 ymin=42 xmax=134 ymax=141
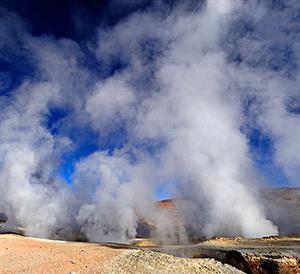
xmin=103 ymin=249 xmax=245 ymax=274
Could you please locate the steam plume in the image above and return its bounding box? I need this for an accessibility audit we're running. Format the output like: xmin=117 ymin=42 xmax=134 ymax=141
xmin=1 ymin=0 xmax=299 ymax=242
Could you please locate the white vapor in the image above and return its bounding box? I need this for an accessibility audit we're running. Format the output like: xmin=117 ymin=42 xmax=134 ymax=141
xmin=1 ymin=0 xmax=299 ymax=243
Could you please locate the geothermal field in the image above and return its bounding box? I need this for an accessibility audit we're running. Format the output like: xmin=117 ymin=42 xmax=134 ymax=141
xmin=2 ymin=233 xmax=298 ymax=274
xmin=1 ymin=0 xmax=300 ymax=273
xmin=1 ymin=187 xmax=300 ymax=273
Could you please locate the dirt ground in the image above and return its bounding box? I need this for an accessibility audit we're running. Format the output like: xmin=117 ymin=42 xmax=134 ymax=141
xmin=202 ymin=235 xmax=300 ymax=247
xmin=0 ymin=234 xmax=244 ymax=274
xmin=0 ymin=234 xmax=126 ymax=274
xmin=2 ymin=234 xmax=299 ymax=274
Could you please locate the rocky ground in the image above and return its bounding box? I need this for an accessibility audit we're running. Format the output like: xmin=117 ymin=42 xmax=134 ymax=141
xmin=156 ymin=236 xmax=300 ymax=274
xmin=102 ymin=249 xmax=244 ymax=274
xmin=1 ymin=234 xmax=244 ymax=274
xmin=1 ymin=234 xmax=300 ymax=274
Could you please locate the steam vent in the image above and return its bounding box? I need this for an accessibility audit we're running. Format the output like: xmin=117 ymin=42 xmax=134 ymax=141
xmin=1 ymin=0 xmax=300 ymax=273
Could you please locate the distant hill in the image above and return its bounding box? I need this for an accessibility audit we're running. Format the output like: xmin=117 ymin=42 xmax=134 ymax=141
xmin=262 ymin=187 xmax=300 ymax=235
xmin=152 ymin=187 xmax=300 ymax=237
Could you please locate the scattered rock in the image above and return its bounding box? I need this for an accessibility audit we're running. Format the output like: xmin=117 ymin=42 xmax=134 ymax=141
xmin=103 ymin=249 xmax=244 ymax=274
xmin=159 ymin=237 xmax=300 ymax=274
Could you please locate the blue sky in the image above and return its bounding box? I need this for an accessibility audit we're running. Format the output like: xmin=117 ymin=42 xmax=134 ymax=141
xmin=1 ymin=0 xmax=299 ymax=200
xmin=2 ymin=0 xmax=300 ymax=241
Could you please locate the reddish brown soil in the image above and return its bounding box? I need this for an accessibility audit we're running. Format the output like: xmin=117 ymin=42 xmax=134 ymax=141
xmin=0 ymin=234 xmax=126 ymax=274
xmin=157 ymin=199 xmax=175 ymax=209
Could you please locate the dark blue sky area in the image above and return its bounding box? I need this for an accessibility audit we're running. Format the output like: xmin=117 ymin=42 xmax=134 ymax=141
xmin=0 ymin=0 xmax=297 ymax=197
xmin=0 ymin=0 xmax=152 ymax=39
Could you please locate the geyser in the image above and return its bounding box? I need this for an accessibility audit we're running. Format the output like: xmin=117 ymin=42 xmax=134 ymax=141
xmin=1 ymin=0 xmax=299 ymax=243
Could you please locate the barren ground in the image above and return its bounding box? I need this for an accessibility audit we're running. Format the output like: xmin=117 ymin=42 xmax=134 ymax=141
xmin=1 ymin=234 xmax=300 ymax=273
xmin=0 ymin=234 xmax=125 ymax=274
xmin=0 ymin=234 xmax=243 ymax=274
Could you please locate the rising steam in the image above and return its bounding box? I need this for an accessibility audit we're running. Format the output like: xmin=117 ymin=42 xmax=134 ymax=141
xmin=1 ymin=0 xmax=299 ymax=243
